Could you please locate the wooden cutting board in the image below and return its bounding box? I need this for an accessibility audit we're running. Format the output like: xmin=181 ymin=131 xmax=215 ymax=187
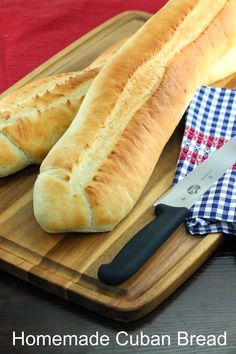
xmin=0 ymin=11 xmax=236 ymax=322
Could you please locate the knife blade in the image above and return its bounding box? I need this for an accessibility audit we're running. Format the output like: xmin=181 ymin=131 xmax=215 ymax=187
xmin=98 ymin=135 xmax=236 ymax=286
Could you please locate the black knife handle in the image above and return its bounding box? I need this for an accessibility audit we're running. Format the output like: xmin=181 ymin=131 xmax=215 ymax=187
xmin=98 ymin=204 xmax=189 ymax=286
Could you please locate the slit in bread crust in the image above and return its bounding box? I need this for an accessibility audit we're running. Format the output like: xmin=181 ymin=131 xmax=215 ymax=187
xmin=0 ymin=70 xmax=98 ymax=112
xmin=0 ymin=131 xmax=31 ymax=164
xmin=0 ymin=78 xmax=94 ymax=126
xmin=70 ymin=0 xmax=227 ymax=191
xmin=35 ymin=0 xmax=234 ymax=232
xmin=39 ymin=168 xmax=94 ymax=229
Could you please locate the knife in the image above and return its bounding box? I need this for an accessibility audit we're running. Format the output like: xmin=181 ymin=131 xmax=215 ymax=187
xmin=98 ymin=135 xmax=236 ymax=286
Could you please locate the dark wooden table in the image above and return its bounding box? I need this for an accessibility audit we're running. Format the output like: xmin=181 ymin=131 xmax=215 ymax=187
xmin=1 ymin=236 xmax=236 ymax=354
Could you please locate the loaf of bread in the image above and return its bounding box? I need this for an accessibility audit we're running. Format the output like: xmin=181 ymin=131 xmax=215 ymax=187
xmin=0 ymin=39 xmax=125 ymax=177
xmin=0 ymin=71 xmax=95 ymax=177
xmin=1 ymin=28 xmax=235 ymax=179
xmin=33 ymin=0 xmax=236 ymax=233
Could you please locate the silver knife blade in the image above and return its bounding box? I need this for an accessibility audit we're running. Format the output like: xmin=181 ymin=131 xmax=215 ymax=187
xmin=98 ymin=136 xmax=236 ymax=286
xmin=155 ymin=135 xmax=236 ymax=209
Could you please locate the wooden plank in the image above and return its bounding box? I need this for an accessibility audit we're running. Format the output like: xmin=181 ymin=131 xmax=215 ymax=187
xmin=0 ymin=10 xmax=235 ymax=322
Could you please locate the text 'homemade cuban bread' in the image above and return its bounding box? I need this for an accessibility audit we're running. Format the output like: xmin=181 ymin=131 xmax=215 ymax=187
xmin=34 ymin=0 xmax=236 ymax=233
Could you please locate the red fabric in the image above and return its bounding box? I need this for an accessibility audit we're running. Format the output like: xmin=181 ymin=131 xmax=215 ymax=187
xmin=0 ymin=0 xmax=167 ymax=93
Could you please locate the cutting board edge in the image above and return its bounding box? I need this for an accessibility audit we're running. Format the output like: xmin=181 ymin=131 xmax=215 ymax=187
xmin=0 ymin=9 xmax=234 ymax=322
xmin=0 ymin=233 xmax=223 ymax=322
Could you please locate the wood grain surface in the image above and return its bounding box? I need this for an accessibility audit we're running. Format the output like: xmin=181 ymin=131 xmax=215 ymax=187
xmin=1 ymin=237 xmax=236 ymax=353
xmin=0 ymin=11 xmax=236 ymax=323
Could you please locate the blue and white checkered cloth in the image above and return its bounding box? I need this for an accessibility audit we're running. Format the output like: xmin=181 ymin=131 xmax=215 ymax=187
xmin=173 ymin=86 xmax=236 ymax=235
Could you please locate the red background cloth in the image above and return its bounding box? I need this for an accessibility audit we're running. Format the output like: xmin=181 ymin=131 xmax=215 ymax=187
xmin=0 ymin=0 xmax=168 ymax=93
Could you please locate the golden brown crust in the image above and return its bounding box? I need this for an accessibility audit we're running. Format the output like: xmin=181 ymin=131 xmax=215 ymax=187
xmin=0 ymin=37 xmax=128 ymax=177
xmin=0 ymin=71 xmax=95 ymax=176
xmin=0 ymin=133 xmax=29 ymax=177
xmin=34 ymin=0 xmax=236 ymax=232
xmin=0 ymin=69 xmax=99 ymax=162
xmin=88 ymin=2 xmax=236 ymax=228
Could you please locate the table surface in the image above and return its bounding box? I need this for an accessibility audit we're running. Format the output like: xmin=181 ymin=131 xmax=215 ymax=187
xmin=1 ymin=2 xmax=236 ymax=353
xmin=1 ymin=236 xmax=236 ymax=354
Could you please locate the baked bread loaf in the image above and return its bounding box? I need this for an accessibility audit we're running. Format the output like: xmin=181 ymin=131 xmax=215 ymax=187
xmin=0 ymin=71 xmax=96 ymax=177
xmin=0 ymin=40 xmax=125 ymax=177
xmin=0 ymin=31 xmax=235 ymax=179
xmin=33 ymin=0 xmax=236 ymax=233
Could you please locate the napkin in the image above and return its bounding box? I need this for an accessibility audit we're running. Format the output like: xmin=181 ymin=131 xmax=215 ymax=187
xmin=173 ymin=86 xmax=236 ymax=235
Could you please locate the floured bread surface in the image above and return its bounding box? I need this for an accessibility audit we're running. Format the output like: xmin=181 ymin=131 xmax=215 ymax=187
xmin=34 ymin=0 xmax=236 ymax=233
